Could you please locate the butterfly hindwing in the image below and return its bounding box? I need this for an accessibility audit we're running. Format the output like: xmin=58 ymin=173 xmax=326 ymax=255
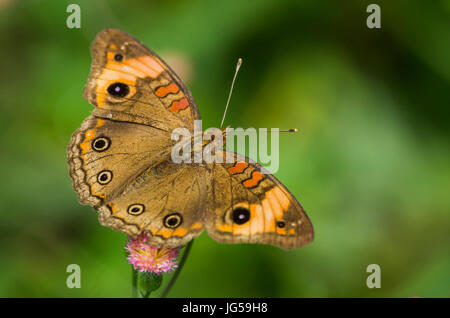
xmin=96 ymin=161 xmax=207 ymax=247
xmin=68 ymin=115 xmax=174 ymax=206
xmin=68 ymin=115 xmax=206 ymax=245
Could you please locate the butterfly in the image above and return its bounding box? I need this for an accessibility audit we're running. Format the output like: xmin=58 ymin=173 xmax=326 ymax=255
xmin=67 ymin=29 xmax=313 ymax=250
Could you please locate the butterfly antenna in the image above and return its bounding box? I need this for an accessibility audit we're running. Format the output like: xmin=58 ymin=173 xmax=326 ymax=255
xmin=220 ymin=58 xmax=242 ymax=128
xmin=258 ymin=128 xmax=298 ymax=133
xmin=279 ymin=128 xmax=298 ymax=133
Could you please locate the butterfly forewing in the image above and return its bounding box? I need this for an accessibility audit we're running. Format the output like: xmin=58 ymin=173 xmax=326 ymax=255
xmin=205 ymin=151 xmax=314 ymax=250
xmin=84 ymin=28 xmax=200 ymax=131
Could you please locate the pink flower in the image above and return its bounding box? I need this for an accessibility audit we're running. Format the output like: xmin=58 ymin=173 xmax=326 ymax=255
xmin=125 ymin=232 xmax=180 ymax=274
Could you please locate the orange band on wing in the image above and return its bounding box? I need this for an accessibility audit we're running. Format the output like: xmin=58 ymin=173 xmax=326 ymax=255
xmin=190 ymin=222 xmax=203 ymax=230
xmin=149 ymin=222 xmax=203 ymax=238
xmin=249 ymin=204 xmax=264 ymax=235
xmin=169 ymin=98 xmax=189 ymax=113
xmin=242 ymin=171 xmax=264 ymax=188
xmin=228 ymin=162 xmax=249 ymax=175
xmin=172 ymin=227 xmax=188 ymax=237
xmin=262 ymin=198 xmax=276 ymax=232
xmin=272 ymin=187 xmax=291 ymax=210
xmin=80 ymin=119 xmax=105 ymax=154
xmin=266 ymin=188 xmax=283 ymax=220
xmin=155 ymin=82 xmax=180 ymax=97
xmin=138 ymin=56 xmax=164 ymax=76
xmin=216 ymin=224 xmax=232 ymax=233
xmin=276 ymin=227 xmax=287 ymax=235
xmin=154 ymin=228 xmax=173 ymax=238
xmin=267 ymin=188 xmax=289 ymax=235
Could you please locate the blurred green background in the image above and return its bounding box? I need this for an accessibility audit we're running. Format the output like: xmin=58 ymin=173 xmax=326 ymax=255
xmin=0 ymin=0 xmax=449 ymax=297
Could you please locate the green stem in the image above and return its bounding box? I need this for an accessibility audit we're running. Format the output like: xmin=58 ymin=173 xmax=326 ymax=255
xmin=160 ymin=239 xmax=194 ymax=298
xmin=131 ymin=267 xmax=138 ymax=298
xmin=140 ymin=291 xmax=151 ymax=298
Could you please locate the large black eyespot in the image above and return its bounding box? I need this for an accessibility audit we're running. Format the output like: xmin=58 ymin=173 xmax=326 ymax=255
xmin=97 ymin=170 xmax=113 ymax=185
xmin=92 ymin=137 xmax=110 ymax=152
xmin=127 ymin=204 xmax=145 ymax=216
xmin=114 ymin=53 xmax=123 ymax=62
xmin=276 ymin=221 xmax=286 ymax=228
xmin=107 ymin=82 xmax=129 ymax=97
xmin=164 ymin=213 xmax=183 ymax=229
xmin=231 ymin=207 xmax=250 ymax=225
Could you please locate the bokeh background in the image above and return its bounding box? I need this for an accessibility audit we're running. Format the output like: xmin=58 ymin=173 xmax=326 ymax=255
xmin=0 ymin=0 xmax=449 ymax=297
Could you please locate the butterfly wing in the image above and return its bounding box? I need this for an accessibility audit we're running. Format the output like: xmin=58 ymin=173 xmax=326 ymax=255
xmin=68 ymin=116 xmax=205 ymax=246
xmin=96 ymin=160 xmax=207 ymax=247
xmin=68 ymin=116 xmax=174 ymax=207
xmin=84 ymin=28 xmax=200 ymax=131
xmin=205 ymin=151 xmax=314 ymax=250
xmin=68 ymin=29 xmax=206 ymax=245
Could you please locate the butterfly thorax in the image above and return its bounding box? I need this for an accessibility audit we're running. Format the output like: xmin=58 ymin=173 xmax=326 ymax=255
xmin=173 ymin=127 xmax=228 ymax=164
